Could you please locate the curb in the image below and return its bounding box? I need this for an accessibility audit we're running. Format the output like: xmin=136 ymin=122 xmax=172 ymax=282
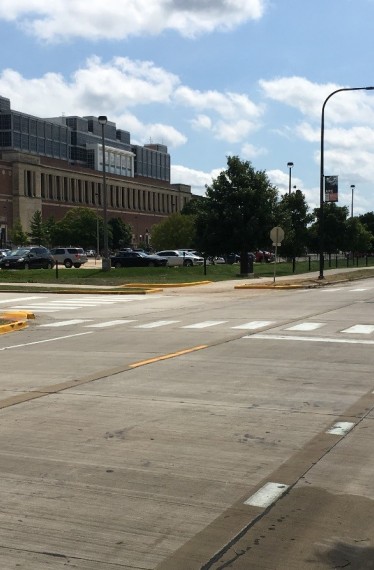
xmin=0 ymin=311 xmax=35 ymax=334
xmin=121 ymin=281 xmax=212 ymax=288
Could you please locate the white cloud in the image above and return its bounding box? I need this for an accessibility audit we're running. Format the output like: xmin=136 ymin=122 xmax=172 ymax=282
xmin=241 ymin=142 xmax=268 ymax=159
xmin=260 ymin=76 xmax=374 ymax=125
xmin=0 ymin=56 xmax=263 ymax=148
xmin=171 ymin=164 xmax=222 ymax=196
xmin=176 ymin=86 xmax=264 ymax=142
xmin=0 ymin=57 xmax=187 ymax=147
xmin=0 ymin=0 xmax=266 ymax=42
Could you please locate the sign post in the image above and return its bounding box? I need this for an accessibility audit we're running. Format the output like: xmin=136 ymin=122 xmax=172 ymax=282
xmin=270 ymin=226 xmax=285 ymax=283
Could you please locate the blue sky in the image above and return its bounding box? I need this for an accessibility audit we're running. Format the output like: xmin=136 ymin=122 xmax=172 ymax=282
xmin=1 ymin=0 xmax=374 ymax=215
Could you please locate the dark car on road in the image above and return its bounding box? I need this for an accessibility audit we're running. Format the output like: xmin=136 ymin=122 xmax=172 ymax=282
xmin=0 ymin=246 xmax=55 ymax=269
xmin=110 ymin=251 xmax=168 ymax=268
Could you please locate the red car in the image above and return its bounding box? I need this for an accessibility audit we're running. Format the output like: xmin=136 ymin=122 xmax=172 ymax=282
xmin=255 ymin=250 xmax=274 ymax=263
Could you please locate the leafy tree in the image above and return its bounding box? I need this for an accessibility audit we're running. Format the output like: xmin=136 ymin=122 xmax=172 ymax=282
xmin=28 ymin=210 xmax=46 ymax=244
xmin=9 ymin=219 xmax=29 ymax=246
xmin=43 ymin=217 xmax=58 ymax=248
xmin=358 ymin=211 xmax=374 ymax=244
xmin=53 ymin=207 xmax=104 ymax=249
xmin=276 ymin=190 xmax=313 ymax=258
xmin=194 ymin=156 xmax=278 ymax=274
xmin=181 ymin=196 xmax=205 ymax=216
xmin=308 ymin=203 xmax=349 ymax=254
xmin=150 ymin=213 xmax=196 ymax=251
xmin=344 ymin=217 xmax=373 ymax=254
xmin=108 ymin=217 xmax=132 ymax=250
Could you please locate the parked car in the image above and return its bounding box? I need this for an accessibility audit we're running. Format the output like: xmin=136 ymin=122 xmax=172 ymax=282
xmin=85 ymin=249 xmax=96 ymax=257
xmin=176 ymin=250 xmax=204 ymax=265
xmin=50 ymin=247 xmax=88 ymax=268
xmin=211 ymin=256 xmax=226 ymax=264
xmin=155 ymin=250 xmax=203 ymax=267
xmin=111 ymin=251 xmax=167 ymax=268
xmin=0 ymin=246 xmax=55 ymax=269
xmin=0 ymin=248 xmax=11 ymax=258
xmin=255 ymin=250 xmax=275 ymax=263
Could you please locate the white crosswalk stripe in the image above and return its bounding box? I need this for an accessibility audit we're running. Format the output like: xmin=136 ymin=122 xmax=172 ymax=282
xmin=285 ymin=322 xmax=324 ymax=331
xmin=136 ymin=320 xmax=180 ymax=329
xmin=231 ymin=320 xmax=274 ymax=330
xmin=182 ymin=320 xmax=227 ymax=329
xmin=85 ymin=320 xmax=136 ymax=328
xmin=39 ymin=319 xmax=92 ymax=327
xmin=341 ymin=324 xmax=374 ymax=334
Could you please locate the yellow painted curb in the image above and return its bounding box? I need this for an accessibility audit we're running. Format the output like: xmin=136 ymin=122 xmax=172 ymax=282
xmin=2 ymin=310 xmax=35 ymax=319
xmin=122 ymin=281 xmax=212 ymax=288
xmin=0 ymin=320 xmax=28 ymax=334
xmin=235 ymin=283 xmax=308 ymax=290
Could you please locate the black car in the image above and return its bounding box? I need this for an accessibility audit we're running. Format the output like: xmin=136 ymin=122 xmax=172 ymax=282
xmin=110 ymin=251 xmax=168 ymax=268
xmin=0 ymin=246 xmax=55 ymax=269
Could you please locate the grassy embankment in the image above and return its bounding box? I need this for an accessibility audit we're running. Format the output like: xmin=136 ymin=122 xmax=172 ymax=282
xmin=0 ymin=257 xmax=373 ymax=288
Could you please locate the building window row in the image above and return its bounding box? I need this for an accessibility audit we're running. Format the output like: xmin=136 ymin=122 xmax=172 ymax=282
xmin=39 ymin=172 xmax=178 ymax=214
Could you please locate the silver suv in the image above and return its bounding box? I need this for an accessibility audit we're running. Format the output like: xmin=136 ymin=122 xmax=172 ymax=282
xmin=50 ymin=247 xmax=88 ymax=268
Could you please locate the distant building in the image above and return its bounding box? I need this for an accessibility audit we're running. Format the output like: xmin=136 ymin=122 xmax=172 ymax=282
xmin=0 ymin=95 xmax=192 ymax=247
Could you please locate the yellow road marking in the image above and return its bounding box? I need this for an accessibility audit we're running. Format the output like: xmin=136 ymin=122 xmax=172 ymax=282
xmin=129 ymin=345 xmax=208 ymax=368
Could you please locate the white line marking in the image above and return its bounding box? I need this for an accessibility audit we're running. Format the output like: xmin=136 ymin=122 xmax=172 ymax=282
xmin=86 ymin=320 xmax=136 ymax=328
xmin=231 ymin=320 xmax=274 ymax=330
xmin=136 ymin=320 xmax=180 ymax=329
xmin=183 ymin=320 xmax=227 ymax=329
xmin=39 ymin=319 xmax=92 ymax=327
xmin=327 ymin=422 xmax=355 ymax=436
xmin=350 ymin=288 xmax=370 ymax=292
xmin=247 ymin=333 xmax=374 ymax=345
xmin=286 ymin=322 xmax=324 ymax=331
xmin=320 ymin=288 xmax=344 ymax=292
xmin=244 ymin=482 xmax=289 ymax=508
xmin=0 ymin=296 xmax=47 ymax=304
xmin=341 ymin=324 xmax=374 ymax=334
xmin=0 ymin=332 xmax=93 ymax=351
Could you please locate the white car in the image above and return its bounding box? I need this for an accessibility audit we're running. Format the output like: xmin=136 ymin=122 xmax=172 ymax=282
xmin=176 ymin=250 xmax=205 ymax=265
xmin=155 ymin=250 xmax=203 ymax=267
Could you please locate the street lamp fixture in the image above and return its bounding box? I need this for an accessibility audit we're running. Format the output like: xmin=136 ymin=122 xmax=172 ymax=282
xmin=350 ymin=184 xmax=355 ymax=217
xmin=98 ymin=115 xmax=110 ymax=272
xmin=287 ymin=162 xmax=294 ymax=195
xmin=319 ymin=86 xmax=374 ymax=279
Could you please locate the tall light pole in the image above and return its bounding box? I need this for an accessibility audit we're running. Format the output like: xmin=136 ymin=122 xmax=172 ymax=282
xmin=98 ymin=115 xmax=110 ymax=271
xmin=350 ymin=184 xmax=355 ymax=217
xmin=319 ymin=86 xmax=374 ymax=279
xmin=287 ymin=162 xmax=294 ymax=195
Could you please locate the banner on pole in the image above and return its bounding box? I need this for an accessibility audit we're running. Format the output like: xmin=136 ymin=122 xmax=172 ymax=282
xmin=324 ymin=175 xmax=338 ymax=202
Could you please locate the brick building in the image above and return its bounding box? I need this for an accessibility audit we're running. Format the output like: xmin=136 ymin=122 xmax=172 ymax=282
xmin=0 ymin=96 xmax=192 ymax=248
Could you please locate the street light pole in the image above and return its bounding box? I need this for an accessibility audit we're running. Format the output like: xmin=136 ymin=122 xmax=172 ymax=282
xmin=98 ymin=115 xmax=110 ymax=272
xmin=319 ymin=86 xmax=374 ymax=279
xmin=350 ymin=184 xmax=355 ymax=217
xmin=287 ymin=162 xmax=294 ymax=195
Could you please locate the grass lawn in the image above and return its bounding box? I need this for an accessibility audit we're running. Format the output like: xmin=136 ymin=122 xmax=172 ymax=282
xmin=0 ymin=257 xmax=373 ymax=288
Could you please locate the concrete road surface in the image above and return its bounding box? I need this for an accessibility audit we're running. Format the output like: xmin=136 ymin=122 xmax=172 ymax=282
xmin=0 ymin=276 xmax=373 ymax=569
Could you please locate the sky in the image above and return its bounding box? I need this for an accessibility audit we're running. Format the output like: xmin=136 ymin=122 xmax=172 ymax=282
xmin=1 ymin=0 xmax=374 ymax=216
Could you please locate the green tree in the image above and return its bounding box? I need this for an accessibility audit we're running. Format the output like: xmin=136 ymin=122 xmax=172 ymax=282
xmin=344 ymin=217 xmax=373 ymax=254
xmin=9 ymin=219 xmax=29 ymax=246
xmin=276 ymin=190 xmax=313 ymax=259
xmin=150 ymin=213 xmax=196 ymax=251
xmin=358 ymin=211 xmax=374 ymax=246
xmin=308 ymin=203 xmax=349 ymax=254
xmin=28 ymin=210 xmax=46 ymax=244
xmin=54 ymin=207 xmax=104 ymax=249
xmin=108 ymin=217 xmax=132 ymax=250
xmin=181 ymin=196 xmax=205 ymax=216
xmin=194 ymin=156 xmax=278 ymax=274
